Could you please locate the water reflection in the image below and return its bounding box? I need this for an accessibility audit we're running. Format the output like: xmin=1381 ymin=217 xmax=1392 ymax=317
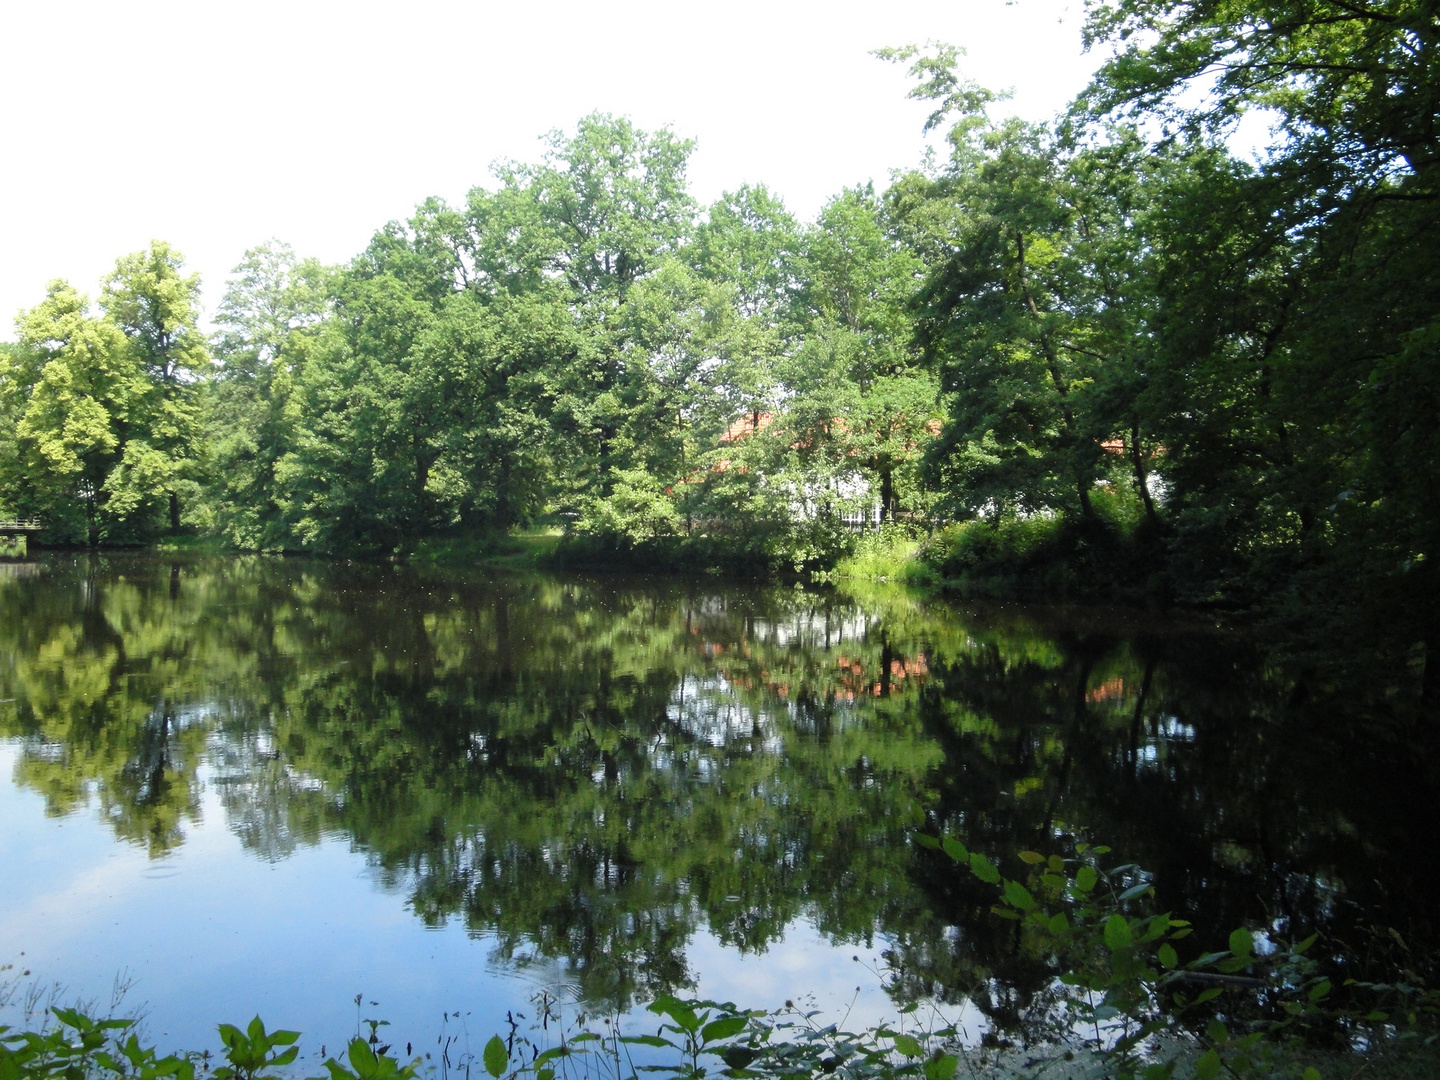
xmin=0 ymin=554 xmax=1434 ymax=1033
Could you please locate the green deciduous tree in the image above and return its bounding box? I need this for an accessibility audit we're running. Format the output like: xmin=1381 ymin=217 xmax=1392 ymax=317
xmin=1080 ymin=0 xmax=1440 ymax=661
xmin=100 ymin=241 xmax=211 ymax=533
xmin=784 ymin=185 xmax=932 ymax=524
xmin=3 ymin=281 xmax=140 ymax=541
xmin=208 ymin=240 xmax=333 ymax=549
xmin=413 ymin=289 xmax=572 ymax=531
xmin=898 ymin=114 xmax=1125 ymax=523
xmin=518 ymin=114 xmax=698 ymax=503
xmin=1079 ymin=0 xmax=1440 ymax=188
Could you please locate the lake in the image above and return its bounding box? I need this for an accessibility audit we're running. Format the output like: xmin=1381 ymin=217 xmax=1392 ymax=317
xmin=1 ymin=555 xmax=1434 ymax=1061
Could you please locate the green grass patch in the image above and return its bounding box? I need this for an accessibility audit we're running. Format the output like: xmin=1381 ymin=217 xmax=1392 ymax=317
xmin=151 ymin=534 xmax=235 ymax=555
xmin=832 ymin=524 xmax=936 ymax=587
xmin=408 ymin=529 xmax=563 ymax=569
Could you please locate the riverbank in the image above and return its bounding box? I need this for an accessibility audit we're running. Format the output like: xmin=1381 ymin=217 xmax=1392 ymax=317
xmin=27 ymin=517 xmax=1440 ymax=704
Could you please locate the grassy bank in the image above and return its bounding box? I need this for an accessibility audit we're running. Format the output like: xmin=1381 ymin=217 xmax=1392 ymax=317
xmin=832 ymin=526 xmax=934 ymax=588
xmin=408 ymin=529 xmax=564 ymax=570
xmin=818 ymin=482 xmax=1180 ymax=605
xmin=916 ymin=513 xmax=1168 ymax=602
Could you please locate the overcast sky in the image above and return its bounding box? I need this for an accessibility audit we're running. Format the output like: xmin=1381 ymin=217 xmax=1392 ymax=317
xmin=0 ymin=0 xmax=1103 ymax=335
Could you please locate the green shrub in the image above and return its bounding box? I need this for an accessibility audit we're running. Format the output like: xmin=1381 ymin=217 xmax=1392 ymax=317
xmin=923 ymin=515 xmax=1066 ymax=576
xmin=920 ymin=495 xmax=1168 ymax=600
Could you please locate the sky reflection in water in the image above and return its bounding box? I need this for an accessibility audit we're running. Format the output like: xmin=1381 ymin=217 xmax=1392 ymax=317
xmin=0 ymin=741 xmax=899 ymax=1056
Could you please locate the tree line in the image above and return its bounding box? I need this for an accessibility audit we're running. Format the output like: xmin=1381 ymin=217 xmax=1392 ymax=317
xmin=0 ymin=119 xmax=931 ymax=563
xmin=2 ymin=2 xmax=1437 ymax=643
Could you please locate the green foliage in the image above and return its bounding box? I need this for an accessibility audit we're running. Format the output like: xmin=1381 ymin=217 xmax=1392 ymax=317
xmin=923 ymin=515 xmax=1065 ymax=578
xmin=1 ymin=974 xmax=1435 ymax=1080
xmin=212 ymin=1017 xmax=299 ymax=1080
xmin=916 ymin=838 xmax=1409 ymax=1080
xmin=833 ymin=524 xmax=927 ymax=585
xmin=0 ymin=1009 xmax=193 ymax=1080
xmin=322 ymin=1036 xmax=418 ymax=1080
xmin=1078 ymin=0 xmax=1440 ymax=191
xmin=0 ymin=110 xmax=944 ymax=571
xmin=205 ymin=240 xmax=332 ymax=550
xmin=1070 ymin=0 xmax=1440 ymax=638
xmin=576 ymin=468 xmax=684 ymax=544
xmin=918 ymin=494 xmax=1165 ymax=600
xmin=99 ymin=241 xmax=210 ymax=536
xmin=871 ymin=18 xmax=1440 ymax=670
xmin=0 ymin=244 xmax=209 ymax=545
xmin=0 ymin=1007 xmax=427 ymax=1080
xmin=472 ymin=990 xmax=974 ymax=1080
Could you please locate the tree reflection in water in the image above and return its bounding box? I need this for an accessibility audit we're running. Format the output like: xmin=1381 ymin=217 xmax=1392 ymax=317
xmin=0 ymin=554 xmax=1435 ymax=1033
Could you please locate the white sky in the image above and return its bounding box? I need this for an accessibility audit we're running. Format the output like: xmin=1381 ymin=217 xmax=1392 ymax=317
xmin=0 ymin=0 xmax=1102 ymax=336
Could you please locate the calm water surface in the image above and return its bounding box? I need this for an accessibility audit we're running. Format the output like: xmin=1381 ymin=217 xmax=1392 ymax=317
xmin=1 ymin=555 xmax=1434 ymax=1057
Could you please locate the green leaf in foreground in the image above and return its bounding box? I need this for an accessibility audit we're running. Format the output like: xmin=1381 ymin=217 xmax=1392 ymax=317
xmin=891 ymin=1032 xmax=924 ymax=1058
xmin=1104 ymin=914 xmax=1134 ymax=950
xmin=483 ymin=1035 xmax=508 ymax=1079
xmin=969 ymin=852 xmax=1001 ymax=884
xmin=1002 ymin=879 xmax=1036 ymax=911
xmin=701 ymin=1015 xmax=748 ymax=1044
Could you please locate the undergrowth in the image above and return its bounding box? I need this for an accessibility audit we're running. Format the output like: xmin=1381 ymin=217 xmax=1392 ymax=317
xmin=920 ymin=488 xmax=1168 ymax=602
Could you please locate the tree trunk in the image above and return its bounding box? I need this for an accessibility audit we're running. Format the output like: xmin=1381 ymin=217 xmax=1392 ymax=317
xmin=879 ymin=467 xmax=895 ymax=524
xmin=413 ymin=447 xmax=431 ymax=537
xmin=168 ymin=491 xmax=181 ymax=534
xmin=495 ymin=457 xmax=512 ymax=532
xmin=598 ymin=424 xmax=617 ymax=497
xmin=1129 ymin=421 xmax=1159 ymax=527
xmin=1077 ymin=475 xmax=1095 ymax=519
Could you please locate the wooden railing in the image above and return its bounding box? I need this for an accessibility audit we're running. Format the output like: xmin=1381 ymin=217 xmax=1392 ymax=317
xmin=0 ymin=519 xmax=42 ymax=532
